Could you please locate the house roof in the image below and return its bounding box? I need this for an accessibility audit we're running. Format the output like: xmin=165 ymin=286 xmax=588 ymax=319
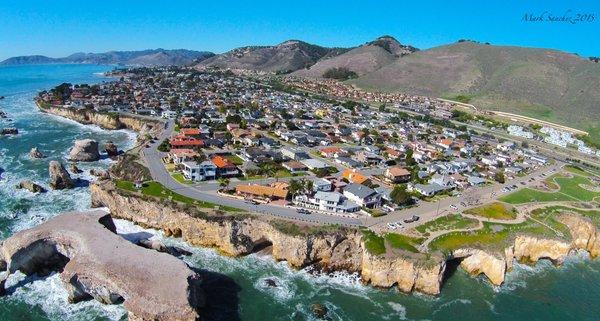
xmin=343 ymin=183 xmax=377 ymax=199
xmin=283 ymin=161 xmax=307 ymax=170
xmin=170 ymin=148 xmax=199 ymax=157
xmin=314 ymin=191 xmax=341 ymax=203
xmin=211 ymin=155 xmax=236 ymax=168
xmin=386 ymin=166 xmax=411 ymax=177
xmin=342 ymin=169 xmax=369 ymax=184
xmin=180 ymin=128 xmax=201 ymax=136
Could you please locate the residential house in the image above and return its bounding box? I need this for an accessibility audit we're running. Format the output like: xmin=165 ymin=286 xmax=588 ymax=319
xmin=343 ymin=183 xmax=381 ymax=208
xmin=384 ymin=166 xmax=411 ymax=183
xmin=211 ymin=155 xmax=239 ymax=177
xmin=293 ymin=191 xmax=360 ymax=213
xmin=342 ymin=169 xmax=371 ymax=185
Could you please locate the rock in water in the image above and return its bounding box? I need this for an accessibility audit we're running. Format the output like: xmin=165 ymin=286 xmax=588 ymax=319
xmin=1 ymin=127 xmax=18 ymax=135
xmin=104 ymin=141 xmax=119 ymax=157
xmin=29 ymin=147 xmax=45 ymax=159
xmin=70 ymin=164 xmax=83 ymax=174
xmin=0 ymin=210 xmax=205 ymax=319
xmin=15 ymin=180 xmax=46 ymax=193
xmin=49 ymin=161 xmax=75 ymax=189
xmin=90 ymin=169 xmax=110 ymax=180
xmin=69 ymin=139 xmax=100 ymax=162
xmin=311 ymin=303 xmax=329 ymax=319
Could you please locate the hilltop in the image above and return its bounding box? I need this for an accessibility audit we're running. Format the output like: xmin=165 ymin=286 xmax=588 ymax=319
xmin=1 ymin=49 xmax=215 ymax=66
xmin=350 ymin=41 xmax=600 ymax=141
xmin=196 ymin=40 xmax=350 ymax=73
xmin=292 ymin=35 xmax=418 ymax=78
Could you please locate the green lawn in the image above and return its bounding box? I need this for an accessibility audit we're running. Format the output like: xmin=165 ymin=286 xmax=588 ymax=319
xmin=564 ymin=165 xmax=591 ymax=178
xmin=384 ymin=233 xmax=423 ymax=253
xmin=428 ymin=220 xmax=555 ymax=252
xmin=415 ymin=214 xmax=479 ymax=234
xmin=362 ymin=230 xmax=386 ymax=255
xmin=115 ymin=180 xmax=244 ymax=212
xmin=499 ymin=188 xmax=575 ymax=204
xmin=465 ymin=202 xmax=517 ymax=220
xmin=502 ymin=172 xmax=600 ymax=204
xmin=225 ymin=154 xmax=244 ymax=166
xmin=171 ymin=173 xmax=193 ymax=185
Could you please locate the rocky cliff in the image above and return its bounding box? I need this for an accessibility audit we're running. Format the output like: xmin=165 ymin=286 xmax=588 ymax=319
xmin=37 ymin=103 xmax=161 ymax=137
xmin=452 ymin=213 xmax=600 ymax=286
xmin=90 ymin=181 xmax=447 ymax=295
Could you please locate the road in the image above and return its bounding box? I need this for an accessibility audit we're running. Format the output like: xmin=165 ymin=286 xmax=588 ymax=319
xmin=141 ymin=120 xmax=363 ymax=227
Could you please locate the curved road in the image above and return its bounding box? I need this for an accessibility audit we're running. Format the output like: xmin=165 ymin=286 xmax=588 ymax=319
xmin=141 ymin=120 xmax=363 ymax=227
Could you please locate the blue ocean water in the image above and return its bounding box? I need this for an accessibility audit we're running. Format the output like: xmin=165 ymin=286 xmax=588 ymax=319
xmin=0 ymin=64 xmax=599 ymax=321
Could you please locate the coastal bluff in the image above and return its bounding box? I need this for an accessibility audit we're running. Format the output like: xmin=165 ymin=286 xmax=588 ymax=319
xmin=0 ymin=210 xmax=204 ymax=321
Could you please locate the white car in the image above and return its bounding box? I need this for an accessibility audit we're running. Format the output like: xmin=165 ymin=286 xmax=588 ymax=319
xmin=450 ymin=204 xmax=458 ymax=210
xmin=387 ymin=222 xmax=397 ymax=230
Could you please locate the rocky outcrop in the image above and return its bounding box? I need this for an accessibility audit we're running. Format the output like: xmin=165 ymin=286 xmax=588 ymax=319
xmin=104 ymin=141 xmax=119 ymax=157
xmin=69 ymin=164 xmax=83 ymax=174
xmin=69 ymin=139 xmax=100 ymax=162
xmin=512 ymin=236 xmax=571 ymax=264
xmin=29 ymin=147 xmax=45 ymax=159
xmin=453 ymin=249 xmax=506 ymax=285
xmin=49 ymin=161 xmax=74 ymax=189
xmin=90 ymin=181 xmax=446 ymax=295
xmin=37 ymin=103 xmax=161 ymax=136
xmin=0 ymin=210 xmax=204 ymax=320
xmin=1 ymin=127 xmax=18 ymax=135
xmin=560 ymin=214 xmax=600 ymax=258
xmin=15 ymin=180 xmax=46 ymax=193
xmin=90 ymin=169 xmax=110 ymax=180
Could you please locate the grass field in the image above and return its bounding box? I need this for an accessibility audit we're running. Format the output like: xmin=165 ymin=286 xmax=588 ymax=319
xmin=464 ymin=202 xmax=517 ymax=220
xmin=116 ymin=180 xmax=244 ymax=212
xmin=384 ymin=233 xmax=423 ymax=253
xmin=553 ymin=175 xmax=600 ymax=201
xmin=428 ymin=220 xmax=555 ymax=252
xmin=564 ymin=165 xmax=591 ymax=178
xmin=225 ymin=154 xmax=244 ymax=166
xmin=362 ymin=230 xmax=386 ymax=255
xmin=499 ymin=188 xmax=575 ymax=204
xmin=415 ymin=214 xmax=479 ymax=234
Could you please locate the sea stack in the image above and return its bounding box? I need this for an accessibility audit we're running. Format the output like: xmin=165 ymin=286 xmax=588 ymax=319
xmin=49 ymin=161 xmax=74 ymax=189
xmin=104 ymin=141 xmax=119 ymax=157
xmin=29 ymin=147 xmax=45 ymax=159
xmin=1 ymin=128 xmax=18 ymax=135
xmin=69 ymin=139 xmax=100 ymax=162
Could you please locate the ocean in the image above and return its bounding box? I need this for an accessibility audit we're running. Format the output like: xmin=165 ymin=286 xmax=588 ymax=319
xmin=0 ymin=64 xmax=599 ymax=321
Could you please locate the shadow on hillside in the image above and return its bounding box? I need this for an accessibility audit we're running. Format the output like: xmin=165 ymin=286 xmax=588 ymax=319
xmin=190 ymin=267 xmax=242 ymax=321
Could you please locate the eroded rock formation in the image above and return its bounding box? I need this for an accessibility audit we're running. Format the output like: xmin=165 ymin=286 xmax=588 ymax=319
xmin=0 ymin=210 xmax=204 ymax=321
xmin=69 ymin=139 xmax=100 ymax=162
xmin=15 ymin=180 xmax=46 ymax=193
xmin=104 ymin=141 xmax=119 ymax=157
xmin=49 ymin=161 xmax=74 ymax=190
xmin=29 ymin=147 xmax=45 ymax=159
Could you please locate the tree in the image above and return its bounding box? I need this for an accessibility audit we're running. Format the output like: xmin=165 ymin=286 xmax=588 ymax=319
xmin=390 ymin=184 xmax=413 ymax=206
xmin=494 ymin=172 xmax=505 ymax=184
xmin=405 ymin=148 xmax=416 ymax=166
xmin=288 ymin=179 xmax=303 ymax=200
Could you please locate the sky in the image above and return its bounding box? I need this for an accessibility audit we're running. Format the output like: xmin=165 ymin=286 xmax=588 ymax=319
xmin=1 ymin=0 xmax=599 ymax=60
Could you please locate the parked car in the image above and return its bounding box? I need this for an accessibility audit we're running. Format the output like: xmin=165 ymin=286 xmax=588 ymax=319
xmin=403 ymin=215 xmax=420 ymax=223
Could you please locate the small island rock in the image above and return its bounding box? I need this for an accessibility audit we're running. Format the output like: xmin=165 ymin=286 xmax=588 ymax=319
xmin=69 ymin=139 xmax=100 ymax=162
xmin=69 ymin=164 xmax=83 ymax=174
xmin=104 ymin=141 xmax=119 ymax=157
xmin=15 ymin=180 xmax=46 ymax=193
xmin=1 ymin=128 xmax=18 ymax=135
xmin=49 ymin=161 xmax=74 ymax=189
xmin=29 ymin=147 xmax=45 ymax=159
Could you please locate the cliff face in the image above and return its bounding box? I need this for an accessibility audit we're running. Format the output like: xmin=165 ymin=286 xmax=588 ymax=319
xmin=38 ymin=104 xmax=160 ymax=136
xmin=452 ymin=214 xmax=600 ymax=286
xmin=90 ymin=181 xmax=446 ymax=295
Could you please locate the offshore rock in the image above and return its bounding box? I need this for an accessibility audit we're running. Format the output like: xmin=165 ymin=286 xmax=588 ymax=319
xmin=69 ymin=139 xmax=100 ymax=162
xmin=1 ymin=127 xmax=18 ymax=135
xmin=104 ymin=141 xmax=119 ymax=157
xmin=49 ymin=161 xmax=74 ymax=190
xmin=15 ymin=180 xmax=46 ymax=193
xmin=0 ymin=210 xmax=204 ymax=320
xmin=90 ymin=169 xmax=110 ymax=180
xmin=29 ymin=147 xmax=45 ymax=159
xmin=70 ymin=164 xmax=83 ymax=174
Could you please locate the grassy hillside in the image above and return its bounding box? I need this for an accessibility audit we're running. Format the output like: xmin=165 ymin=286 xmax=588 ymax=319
xmin=351 ymin=41 xmax=600 ymax=143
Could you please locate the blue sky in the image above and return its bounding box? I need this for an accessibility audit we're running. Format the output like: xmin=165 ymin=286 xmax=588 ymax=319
xmin=1 ymin=0 xmax=598 ymax=60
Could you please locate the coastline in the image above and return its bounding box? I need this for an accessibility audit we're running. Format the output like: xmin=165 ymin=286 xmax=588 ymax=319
xmin=39 ymin=102 xmax=600 ymax=297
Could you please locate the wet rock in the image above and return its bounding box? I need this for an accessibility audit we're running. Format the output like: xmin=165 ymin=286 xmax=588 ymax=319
xmin=29 ymin=147 xmax=45 ymax=159
xmin=69 ymin=139 xmax=100 ymax=162
xmin=15 ymin=180 xmax=46 ymax=193
xmin=1 ymin=127 xmax=18 ymax=135
xmin=137 ymin=239 xmax=192 ymax=257
xmin=49 ymin=161 xmax=74 ymax=190
xmin=70 ymin=164 xmax=83 ymax=174
xmin=264 ymin=278 xmax=278 ymax=287
xmin=90 ymin=169 xmax=110 ymax=180
xmin=311 ymin=303 xmax=329 ymax=319
xmin=0 ymin=275 xmax=6 ymax=297
xmin=104 ymin=141 xmax=119 ymax=157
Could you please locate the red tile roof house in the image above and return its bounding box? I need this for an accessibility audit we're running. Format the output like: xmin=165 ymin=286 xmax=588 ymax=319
xmin=180 ymin=128 xmax=202 ymax=138
xmin=211 ymin=155 xmax=239 ymax=177
xmin=169 ymin=135 xmax=204 ymax=149
xmin=320 ymin=147 xmax=346 ymax=158
xmin=384 ymin=166 xmax=412 ymax=184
